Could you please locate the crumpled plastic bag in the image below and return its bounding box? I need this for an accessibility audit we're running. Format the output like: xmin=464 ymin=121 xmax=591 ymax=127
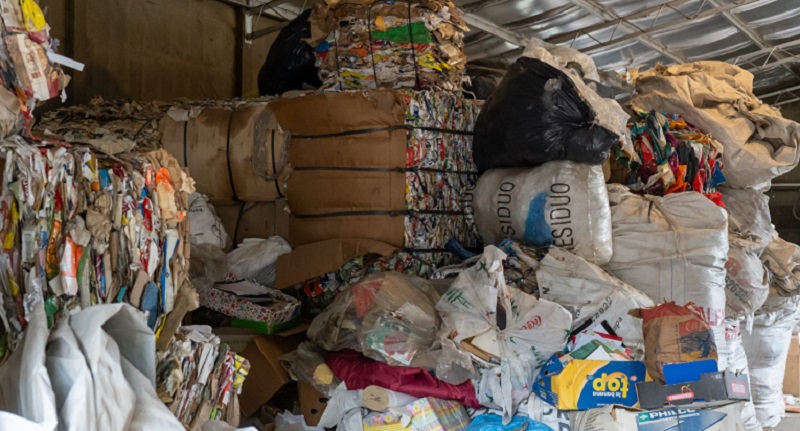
xmin=188 ymin=193 xmax=229 ymax=249
xmin=308 ymin=272 xmax=442 ymax=368
xmin=436 ymin=245 xmax=572 ymax=423
xmin=630 ymin=61 xmax=800 ymax=188
xmin=275 ymin=411 xmax=324 ymax=431
xmin=0 ymin=302 xmax=183 ymax=431
xmin=227 ymin=237 xmax=291 ymax=288
xmin=536 ymin=247 xmax=654 ymax=358
xmin=473 ymin=40 xmax=629 ymax=172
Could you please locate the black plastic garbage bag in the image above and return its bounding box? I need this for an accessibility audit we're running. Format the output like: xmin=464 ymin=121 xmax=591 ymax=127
xmin=464 ymin=58 xmax=510 ymax=100
xmin=257 ymin=9 xmax=322 ymax=96
xmin=472 ymin=56 xmax=621 ymax=172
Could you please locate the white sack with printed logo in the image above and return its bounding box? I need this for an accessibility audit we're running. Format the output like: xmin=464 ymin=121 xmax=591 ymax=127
xmin=602 ymin=184 xmax=729 ymax=370
xmin=473 ymin=161 xmax=612 ymax=265
xmin=536 ymin=247 xmax=654 ymax=358
xmin=630 ymin=61 xmax=800 ymax=188
xmin=436 ymin=245 xmax=572 ymax=424
xmin=725 ymin=235 xmax=769 ymax=319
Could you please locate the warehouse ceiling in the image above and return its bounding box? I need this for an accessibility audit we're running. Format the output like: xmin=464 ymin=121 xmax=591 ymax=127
xmin=222 ymin=0 xmax=800 ymax=105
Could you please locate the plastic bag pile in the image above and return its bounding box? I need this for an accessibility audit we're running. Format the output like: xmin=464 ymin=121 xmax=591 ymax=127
xmin=306 ymin=0 xmax=469 ymax=91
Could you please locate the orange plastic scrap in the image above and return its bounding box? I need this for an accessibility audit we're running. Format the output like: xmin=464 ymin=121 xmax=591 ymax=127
xmin=155 ymin=167 xmax=175 ymax=191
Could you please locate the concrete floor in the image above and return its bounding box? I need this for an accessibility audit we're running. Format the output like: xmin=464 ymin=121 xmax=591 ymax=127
xmin=773 ymin=413 xmax=800 ymax=431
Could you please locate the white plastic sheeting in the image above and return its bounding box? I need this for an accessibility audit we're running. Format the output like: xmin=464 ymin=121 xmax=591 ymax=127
xmin=0 ymin=303 xmax=182 ymax=431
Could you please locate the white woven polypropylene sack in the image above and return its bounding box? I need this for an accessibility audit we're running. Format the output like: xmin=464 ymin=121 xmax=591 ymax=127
xmin=761 ymin=234 xmax=800 ymax=297
xmin=725 ymin=235 xmax=769 ymax=319
xmin=473 ymin=161 xmax=612 ymax=264
xmin=603 ymin=184 xmax=729 ymax=369
xmin=537 ymin=247 xmax=654 ymax=358
xmin=724 ymin=319 xmax=761 ymax=431
xmin=437 ymin=245 xmax=572 ymax=423
xmin=742 ymin=296 xmax=800 ymax=429
xmin=719 ymin=186 xmax=772 ymax=253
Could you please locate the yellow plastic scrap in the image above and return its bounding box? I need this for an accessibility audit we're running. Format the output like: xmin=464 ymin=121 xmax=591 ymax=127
xmin=20 ymin=0 xmax=46 ymax=32
xmin=374 ymin=16 xmax=387 ymax=32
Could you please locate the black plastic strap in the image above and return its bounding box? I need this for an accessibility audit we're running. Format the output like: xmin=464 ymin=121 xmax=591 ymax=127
xmin=367 ymin=3 xmax=380 ymax=87
xmin=182 ymin=121 xmax=188 ymax=168
xmin=225 ymin=107 xmax=240 ymax=202
xmin=233 ymin=201 xmax=246 ymax=246
xmin=292 ymin=166 xmax=478 ymax=175
xmin=271 ymin=129 xmax=284 ymax=198
xmin=292 ymin=208 xmax=466 ymax=219
xmin=291 ymin=124 xmax=473 ymax=140
xmin=407 ymin=0 xmax=421 ymax=90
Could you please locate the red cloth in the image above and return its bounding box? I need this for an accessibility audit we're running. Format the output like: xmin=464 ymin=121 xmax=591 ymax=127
xmin=325 ymin=349 xmax=481 ymax=408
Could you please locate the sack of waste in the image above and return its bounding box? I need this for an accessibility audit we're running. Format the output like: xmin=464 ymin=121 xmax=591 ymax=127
xmin=472 ymin=40 xmax=628 ymax=172
xmin=308 ymin=272 xmax=442 ymax=368
xmin=719 ymin=185 xmax=773 ymax=253
xmin=258 ymin=9 xmax=322 ymax=96
xmin=472 ymin=161 xmax=612 ymax=264
xmin=603 ymin=184 xmax=729 ymax=369
xmin=760 ymin=233 xmax=800 ymax=297
xmin=630 ymin=61 xmax=800 ymax=188
xmin=631 ymin=302 xmax=719 ymax=383
xmin=725 ymin=235 xmax=769 ymax=319
xmin=743 ymin=291 xmax=800 ymax=428
xmin=537 ymin=247 xmax=654 ymax=358
xmin=436 ymin=245 xmax=572 ymax=423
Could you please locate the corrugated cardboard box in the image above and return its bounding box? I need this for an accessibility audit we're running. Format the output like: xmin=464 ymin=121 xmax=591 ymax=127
xmin=571 ymin=402 xmax=744 ymax=431
xmin=299 ymin=382 xmax=328 ymax=426
xmin=239 ymin=334 xmax=304 ymax=417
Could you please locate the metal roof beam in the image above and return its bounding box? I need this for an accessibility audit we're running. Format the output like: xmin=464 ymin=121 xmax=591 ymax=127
xmin=462 ymin=13 xmax=529 ymax=47
xmin=567 ymin=0 xmax=688 ymax=63
xmin=706 ymin=0 xmax=800 ymax=80
xmin=547 ymin=0 xmax=694 ymax=45
xmin=576 ymin=0 xmax=760 ymax=55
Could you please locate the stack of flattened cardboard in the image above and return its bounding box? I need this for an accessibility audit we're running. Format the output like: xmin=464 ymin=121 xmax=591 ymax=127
xmin=271 ymin=89 xmax=481 ymax=267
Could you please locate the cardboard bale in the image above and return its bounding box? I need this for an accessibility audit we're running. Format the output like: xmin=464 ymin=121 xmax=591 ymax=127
xmin=239 ymin=334 xmax=305 ymax=417
xmin=271 ymin=90 xmax=482 ymax=264
xmin=215 ymin=200 xmax=290 ymax=251
xmin=161 ymin=102 xmax=287 ymax=203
